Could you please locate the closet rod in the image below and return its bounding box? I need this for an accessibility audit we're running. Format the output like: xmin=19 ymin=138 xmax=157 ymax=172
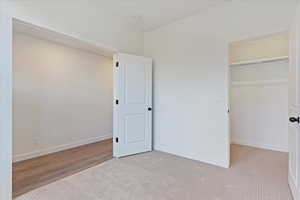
xmin=230 ymin=56 xmax=289 ymax=67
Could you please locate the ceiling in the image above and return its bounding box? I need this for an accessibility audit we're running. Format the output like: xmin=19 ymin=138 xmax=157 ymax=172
xmin=105 ymin=0 xmax=227 ymax=31
xmin=0 ymin=0 xmax=232 ymax=31
xmin=1 ymin=0 xmax=299 ymax=31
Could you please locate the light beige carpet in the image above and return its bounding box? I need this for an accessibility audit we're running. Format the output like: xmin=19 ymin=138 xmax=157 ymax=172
xmin=15 ymin=145 xmax=292 ymax=200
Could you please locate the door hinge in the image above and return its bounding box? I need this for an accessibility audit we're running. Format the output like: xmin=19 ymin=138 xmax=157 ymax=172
xmin=115 ymin=137 xmax=119 ymax=143
xmin=115 ymin=99 xmax=119 ymax=105
xmin=116 ymin=62 xmax=119 ymax=67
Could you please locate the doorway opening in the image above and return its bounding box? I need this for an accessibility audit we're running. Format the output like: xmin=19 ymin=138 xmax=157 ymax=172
xmin=12 ymin=19 xmax=115 ymax=197
xmin=11 ymin=19 xmax=153 ymax=198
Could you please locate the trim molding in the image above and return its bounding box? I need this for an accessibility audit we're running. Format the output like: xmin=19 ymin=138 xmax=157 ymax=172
xmin=289 ymin=172 xmax=297 ymax=200
xmin=155 ymin=148 xmax=230 ymax=169
xmin=13 ymin=134 xmax=112 ymax=162
xmin=231 ymin=140 xmax=288 ymax=152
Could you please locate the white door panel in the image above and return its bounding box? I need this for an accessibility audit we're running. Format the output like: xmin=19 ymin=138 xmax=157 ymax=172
xmin=125 ymin=64 xmax=146 ymax=104
xmin=124 ymin=114 xmax=146 ymax=143
xmin=113 ymin=53 xmax=152 ymax=157
xmin=289 ymin=9 xmax=300 ymax=199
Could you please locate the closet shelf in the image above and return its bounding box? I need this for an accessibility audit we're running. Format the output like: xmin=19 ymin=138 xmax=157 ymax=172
xmin=231 ymin=79 xmax=288 ymax=86
xmin=230 ymin=56 xmax=289 ymax=67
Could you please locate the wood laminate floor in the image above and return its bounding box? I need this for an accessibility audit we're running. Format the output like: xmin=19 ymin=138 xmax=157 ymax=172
xmin=15 ymin=145 xmax=292 ymax=200
xmin=13 ymin=138 xmax=113 ymax=198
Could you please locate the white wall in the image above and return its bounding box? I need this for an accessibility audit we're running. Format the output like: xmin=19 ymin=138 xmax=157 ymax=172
xmin=144 ymin=1 xmax=297 ymax=168
xmin=230 ymin=60 xmax=288 ymax=152
xmin=13 ymin=32 xmax=113 ymax=162
xmin=2 ymin=0 xmax=144 ymax=55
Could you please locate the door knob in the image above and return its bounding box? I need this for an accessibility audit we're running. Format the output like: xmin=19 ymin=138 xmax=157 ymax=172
xmin=289 ymin=117 xmax=300 ymax=123
xmin=148 ymin=107 xmax=152 ymax=111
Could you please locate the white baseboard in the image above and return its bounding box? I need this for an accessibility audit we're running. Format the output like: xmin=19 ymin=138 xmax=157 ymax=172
xmin=13 ymin=134 xmax=112 ymax=162
xmin=155 ymin=147 xmax=230 ymax=169
xmin=231 ymin=139 xmax=288 ymax=152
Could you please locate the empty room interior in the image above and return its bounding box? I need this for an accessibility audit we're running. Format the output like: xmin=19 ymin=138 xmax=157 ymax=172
xmin=1 ymin=0 xmax=300 ymax=200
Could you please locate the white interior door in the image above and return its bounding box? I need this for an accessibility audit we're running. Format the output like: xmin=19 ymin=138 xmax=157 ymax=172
xmin=288 ymin=10 xmax=300 ymax=199
xmin=113 ymin=53 xmax=152 ymax=157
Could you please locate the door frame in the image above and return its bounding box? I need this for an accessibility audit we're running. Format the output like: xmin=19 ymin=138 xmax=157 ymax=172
xmin=226 ymin=46 xmax=231 ymax=167
xmin=113 ymin=54 xmax=120 ymax=157
xmin=288 ymin=8 xmax=300 ymax=199
xmin=288 ymin=105 xmax=299 ymax=199
xmin=0 ymin=14 xmax=13 ymax=200
xmin=0 ymin=15 xmax=119 ymax=200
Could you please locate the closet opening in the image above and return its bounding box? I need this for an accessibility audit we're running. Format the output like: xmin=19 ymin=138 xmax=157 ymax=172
xmin=228 ymin=32 xmax=289 ymax=166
